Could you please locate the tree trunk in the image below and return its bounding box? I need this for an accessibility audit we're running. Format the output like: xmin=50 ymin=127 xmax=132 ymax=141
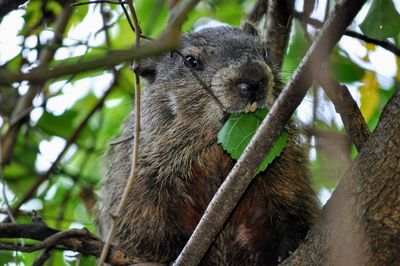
xmin=282 ymin=88 xmax=400 ymax=265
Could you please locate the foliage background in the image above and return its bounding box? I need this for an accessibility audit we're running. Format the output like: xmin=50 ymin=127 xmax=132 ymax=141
xmin=0 ymin=0 xmax=399 ymax=265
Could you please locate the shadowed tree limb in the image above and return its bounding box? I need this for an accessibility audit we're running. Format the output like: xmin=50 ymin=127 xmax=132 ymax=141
xmin=173 ymin=0 xmax=367 ymax=265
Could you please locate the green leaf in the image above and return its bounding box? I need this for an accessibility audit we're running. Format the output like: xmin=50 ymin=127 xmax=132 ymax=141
xmin=218 ymin=108 xmax=289 ymax=173
xmin=360 ymin=0 xmax=400 ymax=40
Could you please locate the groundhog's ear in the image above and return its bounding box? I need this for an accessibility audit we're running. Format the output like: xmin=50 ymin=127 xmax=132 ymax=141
xmin=134 ymin=57 xmax=159 ymax=83
xmin=242 ymin=22 xmax=258 ymax=36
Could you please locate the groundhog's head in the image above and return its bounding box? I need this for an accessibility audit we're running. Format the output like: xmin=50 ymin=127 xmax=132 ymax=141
xmin=136 ymin=23 xmax=279 ymax=125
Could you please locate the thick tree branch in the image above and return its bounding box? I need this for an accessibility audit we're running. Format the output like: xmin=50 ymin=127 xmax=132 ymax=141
xmin=173 ymin=0 xmax=367 ymax=265
xmin=282 ymin=86 xmax=400 ymax=265
xmin=317 ymin=71 xmax=370 ymax=151
xmin=264 ymin=0 xmax=294 ymax=71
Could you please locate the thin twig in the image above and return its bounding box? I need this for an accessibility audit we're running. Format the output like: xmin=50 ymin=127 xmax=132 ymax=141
xmin=71 ymin=0 xmax=125 ymax=6
xmin=173 ymin=0 xmax=366 ymax=265
xmin=292 ymin=11 xmax=400 ymax=57
xmin=98 ymin=1 xmax=142 ymax=264
xmin=109 ymin=135 xmax=134 ymax=146
xmin=344 ymin=30 xmax=400 ymax=57
xmin=73 ymin=0 xmax=153 ymax=41
xmin=119 ymin=0 xmax=136 ymax=37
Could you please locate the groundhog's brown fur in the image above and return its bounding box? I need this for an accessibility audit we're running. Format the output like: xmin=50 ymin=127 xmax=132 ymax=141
xmin=98 ymin=24 xmax=320 ymax=265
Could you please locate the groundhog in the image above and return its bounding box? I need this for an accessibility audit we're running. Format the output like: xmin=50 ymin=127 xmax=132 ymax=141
xmin=98 ymin=24 xmax=320 ymax=265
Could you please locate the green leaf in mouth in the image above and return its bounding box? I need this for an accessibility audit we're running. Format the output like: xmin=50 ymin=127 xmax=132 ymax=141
xmin=218 ymin=108 xmax=289 ymax=174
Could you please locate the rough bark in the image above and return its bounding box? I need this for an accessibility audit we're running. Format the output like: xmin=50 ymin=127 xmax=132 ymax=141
xmin=282 ymin=88 xmax=400 ymax=265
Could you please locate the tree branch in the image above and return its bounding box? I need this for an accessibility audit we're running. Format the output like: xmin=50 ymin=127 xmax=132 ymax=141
xmin=0 ymin=223 xmax=135 ymax=265
xmin=264 ymin=0 xmax=294 ymax=71
xmin=282 ymin=86 xmax=400 ymax=265
xmin=173 ymin=0 xmax=367 ymax=265
xmin=317 ymin=70 xmax=370 ymax=151
xmin=0 ymin=39 xmax=176 ymax=86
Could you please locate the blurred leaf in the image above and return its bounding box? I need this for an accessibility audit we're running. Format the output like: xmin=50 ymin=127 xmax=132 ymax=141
xmin=1 ymin=54 xmax=23 ymax=72
xmin=359 ymin=72 xmax=380 ymax=123
xmin=13 ymin=130 xmax=40 ymax=169
xmin=0 ymin=251 xmax=14 ymax=265
xmin=137 ymin=0 xmax=168 ymax=36
xmin=66 ymin=2 xmax=89 ymax=34
xmin=360 ymin=0 xmax=400 ymax=40
xmin=78 ymin=256 xmax=98 ymax=266
xmin=37 ymin=110 xmax=79 ymax=139
xmin=329 ymin=48 xmax=363 ymax=82
xmin=111 ymin=18 xmax=135 ymax=48
xmin=96 ymin=97 xmax=131 ymax=149
xmin=23 ymin=1 xmax=42 ymax=28
xmin=3 ymin=162 xmax=35 ymax=180
xmin=218 ymin=108 xmax=289 ymax=173
xmin=37 ymin=93 xmax=98 ymax=145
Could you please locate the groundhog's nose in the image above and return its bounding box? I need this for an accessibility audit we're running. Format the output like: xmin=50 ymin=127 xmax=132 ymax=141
xmin=236 ymin=78 xmax=266 ymax=100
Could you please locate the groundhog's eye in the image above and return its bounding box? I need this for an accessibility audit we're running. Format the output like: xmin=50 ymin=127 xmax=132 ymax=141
xmin=185 ymin=55 xmax=201 ymax=70
xmin=262 ymin=48 xmax=268 ymax=60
